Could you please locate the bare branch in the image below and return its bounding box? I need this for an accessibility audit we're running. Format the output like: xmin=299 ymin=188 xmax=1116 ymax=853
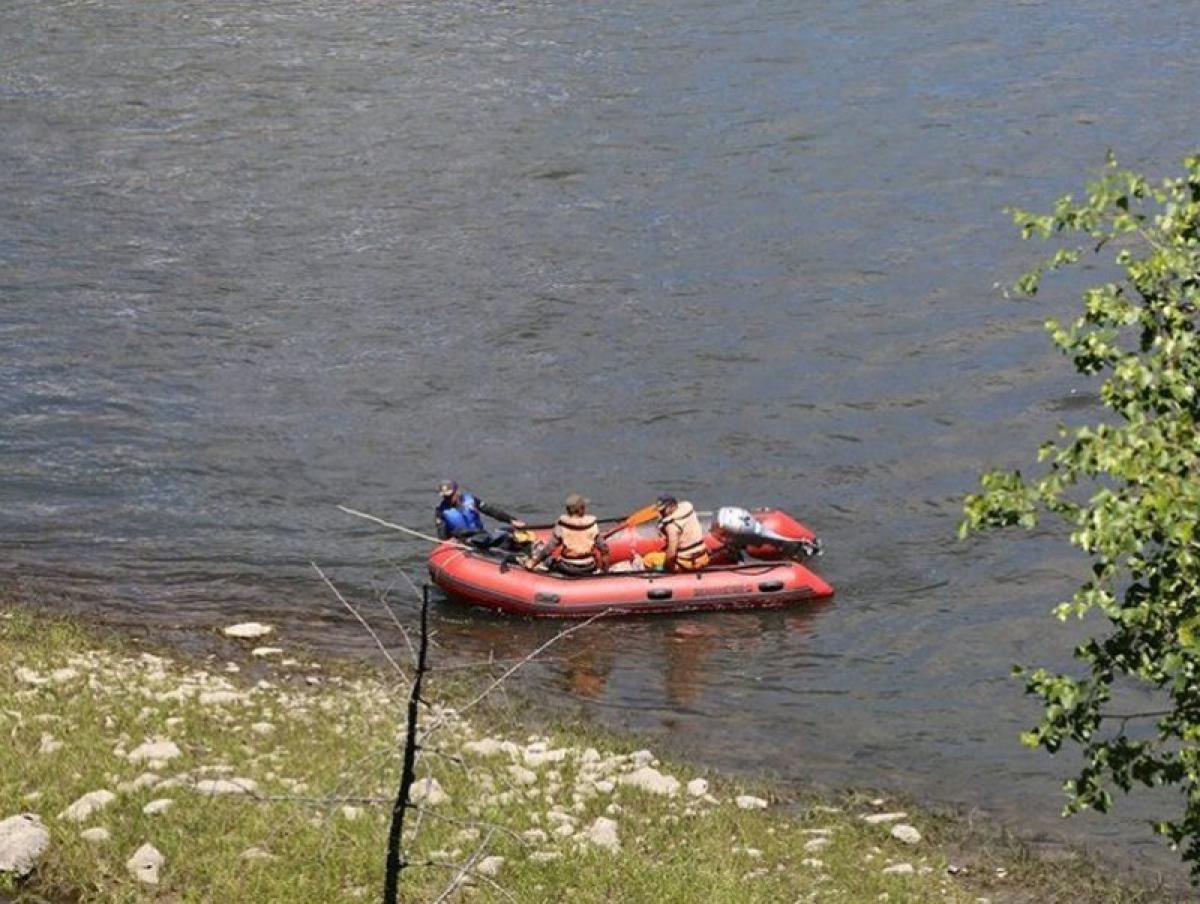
xmin=429 ymin=655 xmax=569 ymax=673
xmin=409 ymin=809 xmax=529 ymax=846
xmin=421 ymin=747 xmax=468 ymax=770
xmin=382 ymin=588 xmax=431 ymax=904
xmin=390 ymin=568 xmax=428 ymax=663
xmin=312 ymin=561 xmax=409 ymax=686
xmin=371 ymin=569 xmax=418 ymax=668
xmin=381 ymin=595 xmax=418 ymax=667
xmin=430 ymin=826 xmax=497 ymax=904
xmin=1098 ymin=710 xmax=1173 ymax=721
xmin=417 ymin=855 xmax=517 ymax=904
xmin=408 ymin=763 xmax=432 ymax=846
xmin=426 ymin=610 xmax=610 ymax=738
xmin=256 ymin=794 xmax=392 ymax=805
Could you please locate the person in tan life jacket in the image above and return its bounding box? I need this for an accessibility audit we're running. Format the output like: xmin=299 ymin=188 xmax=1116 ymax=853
xmin=645 ymin=494 xmax=711 ymax=572
xmin=528 ymin=493 xmax=610 ymax=575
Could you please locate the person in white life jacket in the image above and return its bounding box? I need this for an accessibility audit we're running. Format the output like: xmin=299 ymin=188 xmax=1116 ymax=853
xmin=435 ymin=479 xmax=526 ymax=548
xmin=528 ymin=493 xmax=609 ymax=575
xmin=648 ymin=494 xmax=711 ymax=572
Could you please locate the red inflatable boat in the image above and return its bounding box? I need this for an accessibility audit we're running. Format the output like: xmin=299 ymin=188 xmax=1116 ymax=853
xmin=427 ymin=508 xmax=834 ymax=618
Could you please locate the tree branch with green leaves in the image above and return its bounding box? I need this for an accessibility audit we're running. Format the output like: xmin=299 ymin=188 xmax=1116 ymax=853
xmin=962 ymin=152 xmax=1200 ymax=876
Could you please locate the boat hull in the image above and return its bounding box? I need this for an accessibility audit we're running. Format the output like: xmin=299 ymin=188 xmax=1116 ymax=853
xmin=427 ymin=508 xmax=834 ymax=618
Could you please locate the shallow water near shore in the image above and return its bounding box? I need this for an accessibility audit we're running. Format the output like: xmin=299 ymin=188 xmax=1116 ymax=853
xmin=3 ymin=0 xmax=1199 ymax=882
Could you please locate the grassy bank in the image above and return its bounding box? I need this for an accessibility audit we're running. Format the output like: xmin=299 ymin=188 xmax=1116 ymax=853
xmin=0 ymin=605 xmax=1175 ymax=902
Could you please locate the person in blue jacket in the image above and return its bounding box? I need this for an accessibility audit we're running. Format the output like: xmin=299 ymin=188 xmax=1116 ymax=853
xmin=435 ymin=480 xmax=526 ymax=547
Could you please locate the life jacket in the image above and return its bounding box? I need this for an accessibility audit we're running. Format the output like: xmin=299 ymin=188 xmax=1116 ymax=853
xmin=660 ymin=501 xmax=709 ymax=570
xmin=555 ymin=513 xmax=600 ymax=571
xmin=440 ymin=492 xmax=485 ymax=536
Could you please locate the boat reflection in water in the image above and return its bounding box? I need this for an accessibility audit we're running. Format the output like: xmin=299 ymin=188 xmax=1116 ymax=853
xmin=432 ymin=599 xmax=832 ymax=709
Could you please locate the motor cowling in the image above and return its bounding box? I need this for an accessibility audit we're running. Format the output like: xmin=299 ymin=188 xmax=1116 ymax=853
xmin=712 ymin=506 xmax=821 ymax=561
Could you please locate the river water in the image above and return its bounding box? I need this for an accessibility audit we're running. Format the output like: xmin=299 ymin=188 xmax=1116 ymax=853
xmin=3 ymin=0 xmax=1198 ymax=881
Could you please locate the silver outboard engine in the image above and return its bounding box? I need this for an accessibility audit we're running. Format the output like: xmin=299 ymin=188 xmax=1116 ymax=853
xmin=715 ymin=506 xmax=821 ymax=560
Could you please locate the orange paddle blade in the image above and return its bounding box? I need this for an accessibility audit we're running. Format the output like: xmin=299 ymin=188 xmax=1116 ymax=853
xmin=603 ymin=503 xmax=660 ymax=538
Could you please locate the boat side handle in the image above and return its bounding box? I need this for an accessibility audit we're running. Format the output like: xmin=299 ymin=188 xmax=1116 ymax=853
xmin=757 ymin=580 xmax=785 ymax=592
xmin=647 ymin=588 xmax=673 ymax=600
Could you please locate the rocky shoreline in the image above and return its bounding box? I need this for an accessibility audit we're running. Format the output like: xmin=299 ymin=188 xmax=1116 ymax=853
xmin=0 ymin=605 xmax=1179 ymax=902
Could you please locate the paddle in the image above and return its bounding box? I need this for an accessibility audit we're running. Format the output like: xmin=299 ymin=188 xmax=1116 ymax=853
xmin=600 ymin=503 xmax=661 ymax=539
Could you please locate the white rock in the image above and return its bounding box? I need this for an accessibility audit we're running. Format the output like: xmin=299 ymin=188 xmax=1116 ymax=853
xmin=862 ymin=812 xmax=907 ymax=825
xmin=585 ymin=816 xmax=620 ymax=851
xmin=0 ymin=814 xmax=50 ymax=877
xmin=476 ymin=855 xmax=504 ymax=877
xmin=618 ymin=766 xmax=680 ymax=797
xmin=522 ymin=829 xmax=548 ymax=843
xmin=252 ymin=647 xmax=284 ymax=658
xmin=38 ymin=733 xmax=63 ymax=755
xmin=891 ymin=824 xmax=921 ymax=845
xmin=14 ymin=667 xmax=48 ymax=686
xmin=49 ymin=668 xmax=79 ymax=684
xmin=530 ymin=850 xmax=561 ymax=863
xmin=804 ymin=837 xmax=830 ymax=852
xmin=553 ymin=823 xmax=575 ymax=838
xmin=686 ymin=778 xmax=709 ymax=797
xmin=241 ymin=846 xmax=278 ymax=861
xmin=128 ymin=740 xmax=181 ymax=763
xmin=223 ymin=622 xmax=273 ymax=639
xmin=142 ymin=798 xmax=174 ymax=816
xmin=194 ymin=778 xmax=258 ymax=795
xmin=735 ymin=795 xmax=768 ymax=810
xmin=594 ymin=780 xmax=615 ymax=794
xmin=340 ymin=806 xmax=362 ymax=821
xmin=462 ymin=738 xmax=514 ymax=758
xmin=882 ymin=863 xmax=914 ymax=876
xmin=801 ymin=857 xmax=824 ymax=868
xmin=250 ymin=722 xmax=275 ymax=735
xmin=80 ymin=827 xmax=110 ymax=843
xmin=580 ymin=748 xmax=601 ymax=764
xmin=59 ymin=790 xmax=117 ymax=822
xmin=198 ymin=690 xmax=245 ymax=706
xmin=524 ymin=748 xmax=569 ymax=768
xmin=509 ymin=765 xmax=538 ymax=786
xmin=630 ymin=749 xmax=655 ymax=768
xmin=410 ymin=777 xmax=449 ymax=806
xmin=127 ymin=842 xmax=165 ymax=884
xmin=114 ymin=773 xmax=159 ymax=792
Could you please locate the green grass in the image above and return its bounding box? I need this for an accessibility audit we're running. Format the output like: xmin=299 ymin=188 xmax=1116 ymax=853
xmin=0 ymin=605 xmax=1179 ymax=902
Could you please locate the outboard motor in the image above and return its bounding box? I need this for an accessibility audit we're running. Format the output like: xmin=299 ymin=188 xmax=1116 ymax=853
xmin=714 ymin=506 xmax=822 ymax=561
